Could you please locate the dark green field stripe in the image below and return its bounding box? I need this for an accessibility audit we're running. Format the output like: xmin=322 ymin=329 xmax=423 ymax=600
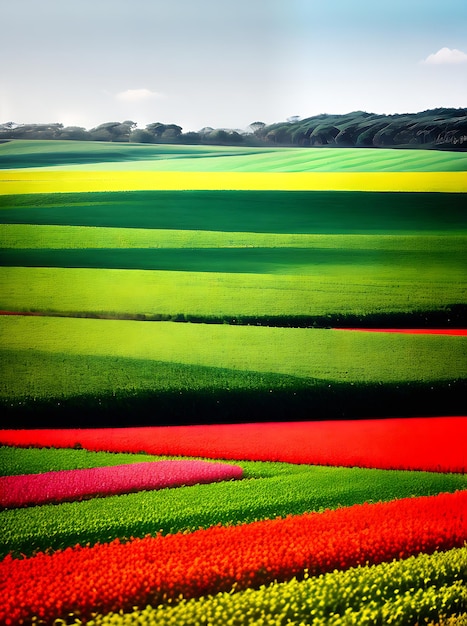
xmin=2 ymin=349 xmax=466 ymax=428
xmin=0 ymin=247 xmax=462 ymax=273
xmin=0 ymin=144 xmax=266 ymax=170
xmin=1 ymin=191 xmax=467 ymax=233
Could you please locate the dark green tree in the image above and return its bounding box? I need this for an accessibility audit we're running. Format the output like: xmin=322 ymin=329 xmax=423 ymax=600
xmin=89 ymin=121 xmax=135 ymax=142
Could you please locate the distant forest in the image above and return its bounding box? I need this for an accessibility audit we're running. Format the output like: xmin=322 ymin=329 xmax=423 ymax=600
xmin=1 ymin=108 xmax=467 ymax=150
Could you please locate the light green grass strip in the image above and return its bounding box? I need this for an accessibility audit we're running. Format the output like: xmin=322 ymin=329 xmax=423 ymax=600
xmin=0 ymin=349 xmax=311 ymax=400
xmin=1 ymin=316 xmax=466 ymax=384
xmin=1 ymin=266 xmax=465 ymax=319
xmin=84 ymin=547 xmax=467 ymax=626
xmin=2 ymin=224 xmax=466 ymax=250
xmin=0 ymin=447 xmax=287 ymax=478
xmin=0 ymin=446 xmax=183 ymax=476
xmin=2 ymin=141 xmax=467 ymax=172
xmin=1 ymin=447 xmax=466 ymax=558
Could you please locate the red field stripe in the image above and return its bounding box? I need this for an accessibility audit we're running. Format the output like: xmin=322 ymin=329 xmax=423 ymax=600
xmin=1 ymin=417 xmax=466 ymax=472
xmin=336 ymin=328 xmax=467 ymax=335
xmin=0 ymin=461 xmax=243 ymax=508
xmin=1 ymin=490 xmax=465 ymax=624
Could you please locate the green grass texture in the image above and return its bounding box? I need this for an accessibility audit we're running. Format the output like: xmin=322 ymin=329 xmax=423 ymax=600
xmin=1 ymin=245 xmax=464 ymax=276
xmin=5 ymin=224 xmax=465 ymax=250
xmin=2 ymin=140 xmax=467 ymax=171
xmin=2 ymin=348 xmax=465 ymax=426
xmin=1 ymin=264 xmax=464 ymax=321
xmin=2 ymin=191 xmax=467 ymax=233
xmin=0 ymin=348 xmax=314 ymax=400
xmin=1 ymin=317 xmax=466 ymax=394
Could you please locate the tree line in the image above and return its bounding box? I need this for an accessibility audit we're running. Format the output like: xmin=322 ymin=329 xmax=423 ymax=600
xmin=1 ymin=108 xmax=466 ymax=150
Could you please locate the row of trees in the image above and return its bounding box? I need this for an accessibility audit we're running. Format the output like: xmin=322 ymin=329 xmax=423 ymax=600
xmin=255 ymin=109 xmax=467 ymax=149
xmin=1 ymin=108 xmax=467 ymax=149
xmin=0 ymin=120 xmax=246 ymax=146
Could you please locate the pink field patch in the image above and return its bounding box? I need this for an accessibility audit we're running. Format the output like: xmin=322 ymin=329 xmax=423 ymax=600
xmin=0 ymin=460 xmax=243 ymax=508
xmin=1 ymin=417 xmax=465 ymax=472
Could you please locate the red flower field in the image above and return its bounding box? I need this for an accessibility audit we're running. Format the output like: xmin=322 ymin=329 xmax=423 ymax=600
xmin=1 ymin=490 xmax=465 ymax=624
xmin=1 ymin=416 xmax=465 ymax=473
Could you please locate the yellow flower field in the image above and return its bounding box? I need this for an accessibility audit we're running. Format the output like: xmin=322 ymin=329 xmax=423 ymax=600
xmin=1 ymin=169 xmax=466 ymax=194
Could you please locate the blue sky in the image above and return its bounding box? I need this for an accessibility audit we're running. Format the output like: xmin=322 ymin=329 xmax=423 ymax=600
xmin=1 ymin=0 xmax=466 ymax=131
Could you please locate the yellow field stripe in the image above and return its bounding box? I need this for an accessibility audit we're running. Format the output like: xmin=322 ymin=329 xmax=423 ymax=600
xmin=0 ymin=170 xmax=466 ymax=194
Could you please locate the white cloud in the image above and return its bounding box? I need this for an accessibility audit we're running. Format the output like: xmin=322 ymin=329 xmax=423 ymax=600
xmin=116 ymin=88 xmax=163 ymax=102
xmin=422 ymin=47 xmax=467 ymax=65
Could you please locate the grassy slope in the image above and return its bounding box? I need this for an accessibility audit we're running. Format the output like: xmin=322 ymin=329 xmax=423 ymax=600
xmin=1 ymin=315 xmax=465 ymax=424
xmin=1 ymin=143 xmax=466 ymax=194
xmin=1 ymin=246 xmax=463 ymax=276
xmin=3 ymin=349 xmax=465 ymax=427
xmin=1 ymin=190 xmax=465 ymax=321
xmin=2 ymin=191 xmax=466 ymax=233
xmin=5 ymin=224 xmax=466 ymax=249
xmin=1 ymin=316 xmax=466 ymax=385
xmin=1 ymin=264 xmax=464 ymax=320
xmin=0 ymin=143 xmax=465 ymax=422
xmin=2 ymin=141 xmax=467 ymax=171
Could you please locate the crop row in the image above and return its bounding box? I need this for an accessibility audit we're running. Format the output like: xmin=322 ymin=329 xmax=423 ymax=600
xmin=2 ymin=170 xmax=466 ymax=195
xmin=2 ymin=418 xmax=466 ymax=472
xmin=1 ymin=490 xmax=465 ymax=623
xmin=0 ymin=460 xmax=242 ymax=508
xmin=4 ymin=351 xmax=467 ymax=428
xmin=5 ymin=245 xmax=463 ymax=277
xmin=8 ymin=225 xmax=464 ymax=251
xmin=3 ymin=190 xmax=466 ymax=234
xmin=2 ymin=317 xmax=466 ymax=399
xmin=2 ymin=265 xmax=465 ymax=326
xmin=81 ymin=547 xmax=467 ymax=626
xmin=2 ymin=142 xmax=467 ymax=172
xmin=4 ymin=454 xmax=466 ymax=558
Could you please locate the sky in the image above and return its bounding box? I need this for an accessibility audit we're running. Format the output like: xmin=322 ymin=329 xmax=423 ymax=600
xmin=1 ymin=0 xmax=466 ymax=132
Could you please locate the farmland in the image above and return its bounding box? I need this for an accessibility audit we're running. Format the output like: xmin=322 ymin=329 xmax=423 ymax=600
xmin=0 ymin=432 xmax=466 ymax=624
xmin=1 ymin=141 xmax=466 ymax=424
xmin=0 ymin=459 xmax=243 ymax=508
xmin=0 ymin=140 xmax=466 ymax=624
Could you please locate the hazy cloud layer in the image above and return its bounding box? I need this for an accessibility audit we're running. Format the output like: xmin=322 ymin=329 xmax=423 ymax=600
xmin=116 ymin=89 xmax=164 ymax=102
xmin=423 ymin=47 xmax=467 ymax=65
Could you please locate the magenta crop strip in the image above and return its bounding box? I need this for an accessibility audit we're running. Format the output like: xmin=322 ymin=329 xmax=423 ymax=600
xmin=1 ymin=490 xmax=466 ymax=623
xmin=0 ymin=460 xmax=243 ymax=508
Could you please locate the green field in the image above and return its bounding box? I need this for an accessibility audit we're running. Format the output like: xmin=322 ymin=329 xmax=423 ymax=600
xmin=2 ymin=140 xmax=467 ymax=171
xmin=3 ymin=316 xmax=466 ymax=383
xmin=1 ymin=316 xmax=466 ymax=424
xmin=2 ymin=190 xmax=467 ymax=232
xmin=1 ymin=191 xmax=466 ymax=321
xmin=0 ymin=141 xmax=466 ymax=425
